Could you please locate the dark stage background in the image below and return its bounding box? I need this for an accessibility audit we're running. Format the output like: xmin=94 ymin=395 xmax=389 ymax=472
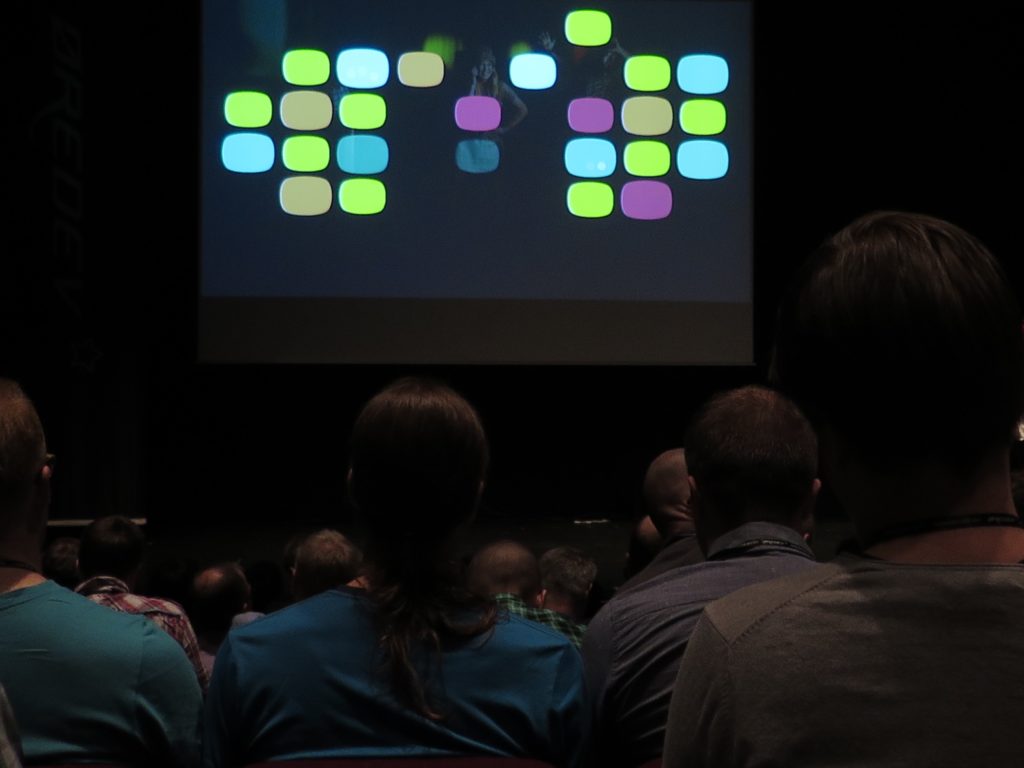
xmin=3 ymin=3 xmax=1021 ymax=579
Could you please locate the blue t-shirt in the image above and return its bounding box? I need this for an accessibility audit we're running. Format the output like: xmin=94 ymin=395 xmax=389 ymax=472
xmin=202 ymin=586 xmax=588 ymax=768
xmin=0 ymin=580 xmax=202 ymax=767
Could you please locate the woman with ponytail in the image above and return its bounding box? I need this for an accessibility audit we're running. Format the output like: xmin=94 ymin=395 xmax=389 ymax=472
xmin=202 ymin=377 xmax=587 ymax=767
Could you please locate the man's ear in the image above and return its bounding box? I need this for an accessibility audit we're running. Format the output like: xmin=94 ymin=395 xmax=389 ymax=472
xmin=536 ymin=588 xmax=548 ymax=609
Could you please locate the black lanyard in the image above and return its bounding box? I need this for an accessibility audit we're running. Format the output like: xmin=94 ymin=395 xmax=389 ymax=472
xmin=708 ymin=537 xmax=814 ymax=562
xmin=859 ymin=513 xmax=1023 ymax=550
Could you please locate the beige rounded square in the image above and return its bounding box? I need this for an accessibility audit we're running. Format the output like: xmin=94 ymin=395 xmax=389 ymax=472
xmin=620 ymin=96 xmax=673 ymax=136
xmin=279 ymin=176 xmax=332 ymax=216
xmin=398 ymin=52 xmax=444 ymax=88
xmin=280 ymin=91 xmax=334 ymax=130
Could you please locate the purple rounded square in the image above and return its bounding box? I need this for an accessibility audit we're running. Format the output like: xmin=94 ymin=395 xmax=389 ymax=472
xmin=621 ymin=181 xmax=672 ymax=220
xmin=567 ymin=98 xmax=614 ymax=133
xmin=455 ymin=96 xmax=501 ymax=131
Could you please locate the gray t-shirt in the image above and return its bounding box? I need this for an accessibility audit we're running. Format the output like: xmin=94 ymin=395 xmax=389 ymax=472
xmin=663 ymin=553 xmax=1024 ymax=767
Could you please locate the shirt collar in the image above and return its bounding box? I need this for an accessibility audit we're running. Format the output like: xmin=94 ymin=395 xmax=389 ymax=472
xmin=706 ymin=521 xmax=814 ymax=560
xmin=75 ymin=575 xmax=131 ymax=596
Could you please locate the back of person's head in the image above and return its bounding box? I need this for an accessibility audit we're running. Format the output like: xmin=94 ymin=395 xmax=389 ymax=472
xmin=641 ymin=448 xmax=692 ymax=538
xmin=291 ymin=528 xmax=362 ymax=601
xmin=0 ymin=378 xmax=47 ymax=527
xmin=42 ymin=536 xmax=81 ymax=589
xmin=538 ymin=546 xmax=597 ymax=622
xmin=465 ymin=539 xmax=542 ymax=603
xmin=190 ymin=562 xmax=251 ymax=641
xmin=771 ymin=210 xmax=1023 ymax=473
xmin=346 ymin=376 xmax=494 ymax=720
xmin=77 ymin=515 xmax=146 ymax=582
xmin=685 ymin=385 xmax=818 ymax=548
xmin=348 ymin=376 xmax=489 ymax=549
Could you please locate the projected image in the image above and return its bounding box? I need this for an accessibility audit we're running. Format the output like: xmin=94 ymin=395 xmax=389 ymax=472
xmin=215 ymin=7 xmax=733 ymax=222
xmin=202 ymin=0 xmax=752 ymax=338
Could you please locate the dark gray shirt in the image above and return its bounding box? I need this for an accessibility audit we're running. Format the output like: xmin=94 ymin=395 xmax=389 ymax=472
xmin=663 ymin=554 xmax=1024 ymax=768
xmin=581 ymin=522 xmax=816 ymax=768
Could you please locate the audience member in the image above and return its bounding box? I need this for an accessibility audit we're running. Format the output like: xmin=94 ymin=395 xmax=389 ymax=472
xmin=466 ymin=538 xmax=587 ymax=647
xmin=0 ymin=684 xmax=22 ymax=768
xmin=76 ymin=514 xmax=210 ymax=692
xmin=202 ymin=377 xmax=586 ymax=767
xmin=40 ymin=534 xmax=80 ymax=588
xmin=538 ymin=545 xmax=597 ymax=623
xmin=290 ymin=527 xmax=363 ymax=601
xmin=663 ymin=211 xmax=1024 ymax=767
xmin=0 ymin=378 xmax=201 ymax=766
xmin=583 ymin=385 xmax=819 ymax=768
xmin=190 ymin=561 xmax=254 ymax=678
xmin=616 ymin=449 xmax=703 ymax=592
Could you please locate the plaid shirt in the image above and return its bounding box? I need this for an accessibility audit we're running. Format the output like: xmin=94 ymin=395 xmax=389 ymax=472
xmin=75 ymin=575 xmax=210 ymax=693
xmin=494 ymin=592 xmax=586 ymax=648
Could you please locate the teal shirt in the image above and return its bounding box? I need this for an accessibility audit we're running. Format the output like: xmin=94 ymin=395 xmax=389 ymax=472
xmin=0 ymin=580 xmax=202 ymax=767
xmin=203 ymin=585 xmax=587 ymax=768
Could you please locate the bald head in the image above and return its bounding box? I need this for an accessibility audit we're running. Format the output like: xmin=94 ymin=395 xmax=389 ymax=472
xmin=191 ymin=562 xmax=251 ymax=639
xmin=642 ymin=449 xmax=693 ymax=538
xmin=465 ymin=539 xmax=541 ymax=603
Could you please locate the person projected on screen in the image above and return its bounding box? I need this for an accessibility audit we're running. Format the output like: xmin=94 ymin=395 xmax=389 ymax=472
xmin=470 ymin=47 xmax=527 ymax=136
xmin=202 ymin=377 xmax=587 ymax=767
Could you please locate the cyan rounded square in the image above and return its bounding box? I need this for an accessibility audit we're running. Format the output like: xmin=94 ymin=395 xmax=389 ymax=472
xmin=336 ymin=48 xmax=390 ymax=89
xmin=564 ymin=10 xmax=612 ymax=47
xmin=455 ymin=96 xmax=501 ymax=131
xmin=225 ymin=91 xmax=272 ymax=128
xmin=279 ymin=176 xmax=332 ymax=216
xmin=680 ymin=99 xmax=726 ymax=135
xmin=456 ymin=139 xmax=500 ymax=173
xmin=509 ymin=53 xmax=557 ymax=90
xmin=221 ymin=133 xmax=275 ymax=173
xmin=564 ymin=138 xmax=617 ymax=178
xmin=338 ymin=135 xmax=389 ymax=175
xmin=677 ymin=55 xmax=729 ymax=94
xmin=624 ymin=56 xmax=671 ymax=92
xmin=282 ymin=49 xmax=330 ymax=86
xmin=621 ymin=180 xmax=672 ymax=220
xmin=567 ymin=98 xmax=614 ymax=133
xmin=677 ymin=140 xmax=729 ymax=179
xmin=567 ymin=182 xmax=614 ymax=218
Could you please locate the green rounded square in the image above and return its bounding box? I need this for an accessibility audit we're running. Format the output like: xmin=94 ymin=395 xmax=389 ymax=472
xmin=565 ymin=10 xmax=612 ymax=46
xmin=224 ymin=91 xmax=272 ymax=128
xmin=624 ymin=141 xmax=670 ymax=176
xmin=624 ymin=56 xmax=671 ymax=92
xmin=282 ymin=136 xmax=330 ymax=172
xmin=567 ymin=182 xmax=614 ymax=218
xmin=339 ymin=93 xmax=387 ymax=129
xmin=283 ymin=49 xmax=330 ymax=86
xmin=340 ymin=178 xmax=386 ymax=215
xmin=680 ymin=99 xmax=727 ymax=135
